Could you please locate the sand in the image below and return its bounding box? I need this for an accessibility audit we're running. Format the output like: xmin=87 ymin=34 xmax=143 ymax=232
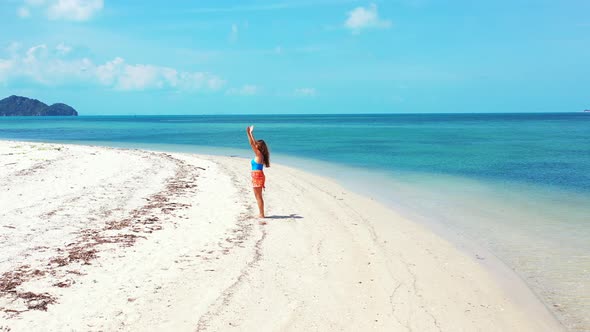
xmin=0 ymin=141 xmax=563 ymax=331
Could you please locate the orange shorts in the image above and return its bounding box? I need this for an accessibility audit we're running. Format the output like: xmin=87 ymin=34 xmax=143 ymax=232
xmin=251 ymin=170 xmax=265 ymax=188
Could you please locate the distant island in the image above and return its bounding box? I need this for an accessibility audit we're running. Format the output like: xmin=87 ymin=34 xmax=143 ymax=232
xmin=0 ymin=95 xmax=78 ymax=116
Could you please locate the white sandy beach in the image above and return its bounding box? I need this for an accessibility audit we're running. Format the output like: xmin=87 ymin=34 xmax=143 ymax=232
xmin=0 ymin=141 xmax=562 ymax=331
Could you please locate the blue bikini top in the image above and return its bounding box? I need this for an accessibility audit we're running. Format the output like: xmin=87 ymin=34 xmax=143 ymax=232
xmin=251 ymin=159 xmax=264 ymax=170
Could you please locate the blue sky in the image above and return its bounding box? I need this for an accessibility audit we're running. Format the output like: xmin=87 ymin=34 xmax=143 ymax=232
xmin=0 ymin=0 xmax=588 ymax=115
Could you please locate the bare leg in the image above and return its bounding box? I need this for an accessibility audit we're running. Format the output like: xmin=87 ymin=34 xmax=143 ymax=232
xmin=253 ymin=187 xmax=265 ymax=222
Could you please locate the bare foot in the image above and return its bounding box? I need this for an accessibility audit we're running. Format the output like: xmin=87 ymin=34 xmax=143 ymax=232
xmin=258 ymin=215 xmax=266 ymax=225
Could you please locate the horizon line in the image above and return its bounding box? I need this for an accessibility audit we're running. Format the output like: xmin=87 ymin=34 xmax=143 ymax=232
xmin=67 ymin=111 xmax=588 ymax=116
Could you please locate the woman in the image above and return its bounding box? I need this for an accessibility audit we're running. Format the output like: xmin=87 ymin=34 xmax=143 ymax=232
xmin=246 ymin=125 xmax=270 ymax=221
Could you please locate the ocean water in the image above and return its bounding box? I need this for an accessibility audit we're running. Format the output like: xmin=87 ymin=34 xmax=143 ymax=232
xmin=1 ymin=113 xmax=589 ymax=330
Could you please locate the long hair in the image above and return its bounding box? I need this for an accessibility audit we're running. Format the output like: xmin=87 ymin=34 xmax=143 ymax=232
xmin=256 ymin=140 xmax=270 ymax=167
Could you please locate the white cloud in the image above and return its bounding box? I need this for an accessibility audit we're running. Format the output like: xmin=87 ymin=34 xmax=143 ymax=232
xmin=95 ymin=60 xmax=226 ymax=91
xmin=345 ymin=3 xmax=391 ymax=33
xmin=226 ymin=84 xmax=260 ymax=96
xmin=25 ymin=0 xmax=47 ymax=6
xmin=47 ymin=0 xmax=103 ymax=21
xmin=117 ymin=64 xmax=164 ymax=90
xmin=205 ymin=75 xmax=225 ymax=90
xmin=17 ymin=0 xmax=103 ymax=21
xmin=294 ymin=87 xmax=316 ymax=97
xmin=0 ymin=59 xmax=15 ymax=83
xmin=7 ymin=42 xmax=22 ymax=55
xmin=24 ymin=44 xmax=48 ymax=65
xmin=188 ymin=1 xmax=360 ymax=14
xmin=173 ymin=71 xmax=226 ymax=91
xmin=17 ymin=7 xmax=31 ymax=18
xmin=12 ymin=44 xmax=91 ymax=84
xmin=95 ymin=57 xmax=124 ymax=86
xmin=0 ymin=43 xmax=226 ymax=92
xmin=55 ymin=42 xmax=72 ymax=55
xmin=229 ymin=23 xmax=239 ymax=43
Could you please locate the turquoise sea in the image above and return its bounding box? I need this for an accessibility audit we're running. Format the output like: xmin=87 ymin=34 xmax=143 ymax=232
xmin=1 ymin=113 xmax=589 ymax=330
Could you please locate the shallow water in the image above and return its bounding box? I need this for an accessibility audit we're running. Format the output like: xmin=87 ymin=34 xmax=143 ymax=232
xmin=337 ymin=169 xmax=590 ymax=331
xmin=1 ymin=113 xmax=589 ymax=329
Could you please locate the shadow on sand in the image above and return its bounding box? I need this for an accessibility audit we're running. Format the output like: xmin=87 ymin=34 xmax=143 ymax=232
xmin=266 ymin=214 xmax=303 ymax=220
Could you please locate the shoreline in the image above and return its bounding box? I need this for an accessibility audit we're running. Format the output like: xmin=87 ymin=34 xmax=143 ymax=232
xmin=0 ymin=140 xmax=563 ymax=331
xmin=57 ymin=138 xmax=583 ymax=330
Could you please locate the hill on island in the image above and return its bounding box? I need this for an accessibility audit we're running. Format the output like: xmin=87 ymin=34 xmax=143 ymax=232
xmin=0 ymin=95 xmax=78 ymax=116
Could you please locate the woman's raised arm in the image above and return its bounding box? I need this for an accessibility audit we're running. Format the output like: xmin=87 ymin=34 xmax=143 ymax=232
xmin=246 ymin=126 xmax=260 ymax=154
